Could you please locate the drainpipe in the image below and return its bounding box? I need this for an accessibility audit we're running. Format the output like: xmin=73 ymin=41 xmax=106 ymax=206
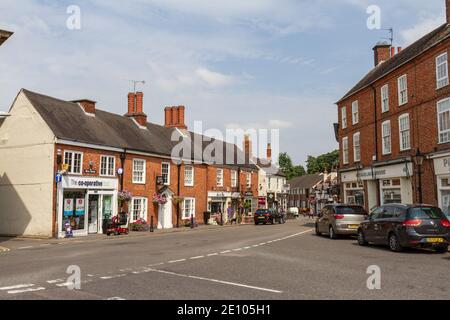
xmin=119 ymin=148 xmax=127 ymax=192
xmin=177 ymin=163 xmax=181 ymax=228
xmin=371 ymin=85 xmax=381 ymax=207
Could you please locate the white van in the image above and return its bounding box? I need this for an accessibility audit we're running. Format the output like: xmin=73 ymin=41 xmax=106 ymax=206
xmin=288 ymin=207 xmax=299 ymax=217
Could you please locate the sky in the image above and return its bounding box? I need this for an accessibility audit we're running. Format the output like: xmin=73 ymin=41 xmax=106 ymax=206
xmin=0 ymin=0 xmax=446 ymax=165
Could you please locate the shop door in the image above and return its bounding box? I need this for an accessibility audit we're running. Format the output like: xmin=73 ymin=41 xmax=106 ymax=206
xmin=102 ymin=195 xmax=113 ymax=223
xmin=88 ymin=195 xmax=99 ymax=234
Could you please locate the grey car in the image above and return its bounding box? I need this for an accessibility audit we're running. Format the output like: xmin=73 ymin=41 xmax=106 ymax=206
xmin=315 ymin=204 xmax=367 ymax=239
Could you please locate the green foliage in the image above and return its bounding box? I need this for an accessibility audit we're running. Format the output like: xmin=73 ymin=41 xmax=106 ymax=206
xmin=278 ymin=152 xmax=306 ymax=180
xmin=306 ymin=150 xmax=339 ymax=174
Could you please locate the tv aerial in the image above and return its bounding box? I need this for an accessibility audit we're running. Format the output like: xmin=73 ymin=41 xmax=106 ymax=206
xmin=129 ymin=80 xmax=146 ymax=93
xmin=380 ymin=27 xmax=394 ymax=45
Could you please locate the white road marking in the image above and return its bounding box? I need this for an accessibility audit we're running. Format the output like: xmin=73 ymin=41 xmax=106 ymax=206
xmin=8 ymin=287 xmax=45 ymax=294
xmin=106 ymin=297 xmax=126 ymax=300
xmin=147 ymin=268 xmax=282 ymax=294
xmin=220 ymin=250 xmax=231 ymax=254
xmin=148 ymin=263 xmax=164 ymax=267
xmin=17 ymin=246 xmax=33 ymax=250
xmin=0 ymin=284 xmax=35 ymax=291
xmin=46 ymin=279 xmax=64 ymax=284
xmin=232 ymin=248 xmax=242 ymax=252
xmin=56 ymin=282 xmax=73 ymax=287
xmin=207 ymin=253 xmax=218 ymax=256
xmin=190 ymin=256 xmax=205 ymax=260
xmin=101 ymin=274 xmax=126 ymax=280
xmin=243 ymin=246 xmax=251 ymax=249
xmin=168 ymin=259 xmax=186 ymax=263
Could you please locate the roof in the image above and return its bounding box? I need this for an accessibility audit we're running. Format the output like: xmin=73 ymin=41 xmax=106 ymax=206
xmin=0 ymin=29 xmax=13 ymax=46
xmin=287 ymin=174 xmax=322 ymax=189
xmin=337 ymin=23 xmax=450 ymax=104
xmin=21 ymin=89 xmax=258 ymax=170
xmin=256 ymin=159 xmax=286 ymax=177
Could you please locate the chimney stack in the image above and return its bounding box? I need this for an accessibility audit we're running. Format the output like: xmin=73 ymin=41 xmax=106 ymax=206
xmin=243 ymin=134 xmax=252 ymax=162
xmin=373 ymin=42 xmax=391 ymax=67
xmin=164 ymin=106 xmax=187 ymax=129
xmin=125 ymin=92 xmax=147 ymax=127
xmin=267 ymin=143 xmax=272 ymax=162
xmin=73 ymin=99 xmax=96 ymax=114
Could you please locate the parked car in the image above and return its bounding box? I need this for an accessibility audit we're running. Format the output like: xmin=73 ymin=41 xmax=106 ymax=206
xmin=357 ymin=204 xmax=450 ymax=253
xmin=288 ymin=207 xmax=299 ymax=218
xmin=254 ymin=209 xmax=286 ymax=225
xmin=315 ymin=204 xmax=367 ymax=239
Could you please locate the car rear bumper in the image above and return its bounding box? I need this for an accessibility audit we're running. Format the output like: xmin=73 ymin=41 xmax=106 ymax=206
xmin=335 ymin=227 xmax=359 ymax=235
xmin=400 ymin=233 xmax=450 ymax=248
xmin=254 ymin=216 xmax=272 ymax=223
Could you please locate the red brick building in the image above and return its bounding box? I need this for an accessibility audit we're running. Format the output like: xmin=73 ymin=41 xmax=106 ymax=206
xmin=337 ymin=0 xmax=450 ymax=218
xmin=0 ymin=88 xmax=258 ymax=238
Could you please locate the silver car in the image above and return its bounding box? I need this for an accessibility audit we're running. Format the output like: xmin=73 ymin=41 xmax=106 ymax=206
xmin=315 ymin=204 xmax=367 ymax=239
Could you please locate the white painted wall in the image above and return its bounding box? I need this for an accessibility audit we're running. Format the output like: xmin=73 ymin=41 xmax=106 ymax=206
xmin=0 ymin=91 xmax=55 ymax=237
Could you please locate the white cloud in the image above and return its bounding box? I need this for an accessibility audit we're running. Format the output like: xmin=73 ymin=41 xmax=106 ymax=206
xmin=195 ymin=68 xmax=236 ymax=87
xmin=400 ymin=14 xmax=445 ymax=47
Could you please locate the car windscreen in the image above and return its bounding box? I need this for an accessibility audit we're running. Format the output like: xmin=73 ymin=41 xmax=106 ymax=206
xmin=335 ymin=206 xmax=366 ymax=215
xmin=407 ymin=207 xmax=445 ymax=220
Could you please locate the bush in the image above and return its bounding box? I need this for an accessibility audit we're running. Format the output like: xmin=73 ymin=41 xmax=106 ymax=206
xmin=129 ymin=218 xmax=150 ymax=231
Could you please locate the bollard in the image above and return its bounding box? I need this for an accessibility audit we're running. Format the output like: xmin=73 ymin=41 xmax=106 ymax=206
xmin=190 ymin=214 xmax=194 ymax=229
xmin=150 ymin=215 xmax=154 ymax=232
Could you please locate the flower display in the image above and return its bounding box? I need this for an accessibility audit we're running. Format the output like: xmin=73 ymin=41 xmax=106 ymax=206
xmin=118 ymin=190 xmax=133 ymax=201
xmin=152 ymin=193 xmax=168 ymax=205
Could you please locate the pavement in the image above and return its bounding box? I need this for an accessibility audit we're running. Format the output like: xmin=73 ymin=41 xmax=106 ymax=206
xmin=0 ymin=217 xmax=449 ymax=300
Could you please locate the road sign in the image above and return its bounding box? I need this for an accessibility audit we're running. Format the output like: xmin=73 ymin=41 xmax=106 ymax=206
xmin=56 ymin=173 xmax=62 ymax=183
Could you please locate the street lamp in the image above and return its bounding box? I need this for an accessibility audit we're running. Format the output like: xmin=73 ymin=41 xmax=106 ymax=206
xmin=413 ymin=149 xmax=425 ymax=204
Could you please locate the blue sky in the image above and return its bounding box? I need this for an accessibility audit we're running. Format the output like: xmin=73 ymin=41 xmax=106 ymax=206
xmin=0 ymin=0 xmax=446 ymax=165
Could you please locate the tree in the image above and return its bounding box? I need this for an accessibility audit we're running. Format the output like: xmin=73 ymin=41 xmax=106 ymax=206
xmin=278 ymin=153 xmax=306 ymax=180
xmin=306 ymin=150 xmax=339 ymax=174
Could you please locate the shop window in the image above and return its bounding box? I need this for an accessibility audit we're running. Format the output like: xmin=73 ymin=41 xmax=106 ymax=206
xmin=183 ymin=198 xmax=195 ymax=219
xmin=382 ymin=180 xmax=391 ymax=187
xmin=64 ymin=151 xmax=83 ymax=174
xmin=441 ymin=190 xmax=450 ymax=219
xmin=392 ymin=179 xmax=401 ymax=186
xmin=382 ymin=189 xmax=401 ymax=204
xmin=100 ymin=155 xmax=115 ymax=176
xmin=442 ymin=178 xmax=450 ymax=187
xmin=62 ymin=191 xmax=86 ymax=231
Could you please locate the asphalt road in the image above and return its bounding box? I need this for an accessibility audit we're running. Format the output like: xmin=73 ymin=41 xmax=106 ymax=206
xmin=0 ymin=218 xmax=449 ymax=300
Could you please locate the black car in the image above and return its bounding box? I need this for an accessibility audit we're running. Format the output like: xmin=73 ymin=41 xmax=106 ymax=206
xmin=357 ymin=204 xmax=450 ymax=253
xmin=254 ymin=209 xmax=285 ymax=225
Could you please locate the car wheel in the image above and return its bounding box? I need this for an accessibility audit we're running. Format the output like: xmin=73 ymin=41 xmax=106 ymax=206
xmin=329 ymin=226 xmax=337 ymax=239
xmin=435 ymin=245 xmax=449 ymax=254
xmin=357 ymin=229 xmax=368 ymax=246
xmin=388 ymin=233 xmax=403 ymax=252
xmin=315 ymin=223 xmax=322 ymax=236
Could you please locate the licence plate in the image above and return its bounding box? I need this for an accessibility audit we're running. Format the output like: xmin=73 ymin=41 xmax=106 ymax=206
xmin=426 ymin=238 xmax=444 ymax=243
xmin=347 ymin=224 xmax=359 ymax=229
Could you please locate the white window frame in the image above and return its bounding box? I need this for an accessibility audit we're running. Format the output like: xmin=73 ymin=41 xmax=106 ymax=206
xmin=398 ymin=74 xmax=408 ymax=106
xmin=216 ymin=168 xmax=223 ymax=187
xmin=382 ymin=120 xmax=392 ymax=155
xmin=381 ymin=84 xmax=389 ymax=113
xmin=231 ymin=170 xmax=237 ymax=188
xmin=100 ymin=155 xmax=115 ymax=177
xmin=184 ymin=165 xmax=194 ymax=187
xmin=398 ymin=113 xmax=411 ymax=151
xmin=132 ymin=159 xmax=146 ymax=184
xmin=131 ymin=197 xmax=147 ymax=222
xmin=437 ymin=98 xmax=450 ymax=144
xmin=341 ymin=106 xmax=347 ymax=129
xmin=246 ymin=172 xmax=252 ymax=188
xmin=161 ymin=162 xmax=170 ymax=185
xmin=342 ymin=137 xmax=349 ymax=165
xmin=352 ymin=101 xmax=359 ymax=125
xmin=353 ymin=132 xmax=361 ymax=162
xmin=182 ymin=197 xmax=196 ymax=220
xmin=436 ymin=52 xmax=449 ymax=89
xmin=64 ymin=150 xmax=83 ymax=175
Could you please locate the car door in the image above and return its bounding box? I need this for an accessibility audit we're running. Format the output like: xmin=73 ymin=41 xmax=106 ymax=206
xmin=317 ymin=206 xmax=330 ymax=233
xmin=377 ymin=205 xmax=395 ymax=245
xmin=364 ymin=207 xmax=383 ymax=242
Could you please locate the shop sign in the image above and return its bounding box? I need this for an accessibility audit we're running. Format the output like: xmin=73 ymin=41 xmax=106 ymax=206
xmin=84 ymin=169 xmax=97 ymax=174
xmin=244 ymin=191 xmax=253 ymax=197
xmin=55 ymin=173 xmax=62 ymax=183
xmin=231 ymin=192 xmax=241 ymax=199
xmin=156 ymin=176 xmax=164 ymax=186
xmin=62 ymin=176 xmax=118 ymax=190
xmin=63 ymin=199 xmax=74 ymax=217
xmin=75 ymin=198 xmax=85 ymax=216
xmin=258 ymin=197 xmax=266 ymax=205
xmin=341 ymin=163 xmax=412 ymax=182
xmin=434 ymin=157 xmax=450 ymax=175
xmin=208 ymin=191 xmax=231 ymax=198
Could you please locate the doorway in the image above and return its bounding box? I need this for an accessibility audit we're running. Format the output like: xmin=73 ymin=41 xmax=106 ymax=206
xmin=87 ymin=193 xmax=115 ymax=234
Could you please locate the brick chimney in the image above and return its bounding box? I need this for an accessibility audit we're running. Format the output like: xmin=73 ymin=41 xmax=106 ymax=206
xmin=243 ymin=134 xmax=252 ymax=162
xmin=73 ymin=99 xmax=96 ymax=114
xmin=125 ymin=92 xmax=147 ymax=127
xmin=267 ymin=143 xmax=272 ymax=162
xmin=373 ymin=42 xmax=391 ymax=66
xmin=164 ymin=106 xmax=187 ymax=129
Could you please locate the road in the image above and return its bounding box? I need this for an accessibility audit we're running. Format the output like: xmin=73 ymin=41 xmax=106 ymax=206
xmin=0 ymin=218 xmax=449 ymax=300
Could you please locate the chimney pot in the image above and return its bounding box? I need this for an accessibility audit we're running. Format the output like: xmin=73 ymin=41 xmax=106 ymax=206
xmin=164 ymin=106 xmax=187 ymax=129
xmin=397 ymin=46 xmax=402 ymax=53
xmin=267 ymin=143 xmax=272 ymax=162
xmin=390 ymin=46 xmax=396 ymax=58
xmin=125 ymin=92 xmax=147 ymax=127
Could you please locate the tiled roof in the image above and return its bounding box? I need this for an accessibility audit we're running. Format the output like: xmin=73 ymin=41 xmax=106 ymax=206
xmin=22 ymin=89 xmax=258 ymax=170
xmin=287 ymin=174 xmax=322 ymax=189
xmin=337 ymin=23 xmax=450 ymax=103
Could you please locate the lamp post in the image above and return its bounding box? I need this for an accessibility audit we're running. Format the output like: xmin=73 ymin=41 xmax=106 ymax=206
xmin=413 ymin=149 xmax=425 ymax=204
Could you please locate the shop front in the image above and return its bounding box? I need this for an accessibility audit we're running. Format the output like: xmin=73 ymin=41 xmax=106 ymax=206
xmin=208 ymin=191 xmax=231 ymax=222
xmin=341 ymin=161 xmax=413 ymax=210
xmin=432 ymin=154 xmax=450 ymax=219
xmin=57 ymin=176 xmax=118 ymax=238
